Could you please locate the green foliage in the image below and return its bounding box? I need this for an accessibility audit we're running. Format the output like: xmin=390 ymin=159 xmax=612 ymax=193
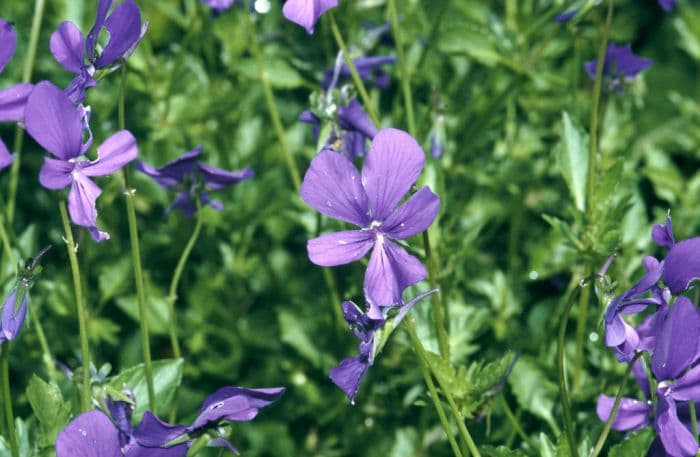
xmin=25 ymin=376 xmax=70 ymax=449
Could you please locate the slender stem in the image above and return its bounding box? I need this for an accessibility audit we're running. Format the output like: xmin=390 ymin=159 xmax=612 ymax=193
xmin=584 ymin=0 xmax=614 ymax=212
xmin=1 ymin=345 xmax=18 ymax=457
xmin=423 ymin=231 xmax=449 ymax=360
xmin=27 ymin=302 xmax=58 ymax=384
xmin=328 ymin=12 xmax=381 ymax=126
xmin=405 ymin=318 xmax=482 ymax=457
xmin=499 ymin=395 xmax=528 ymax=443
xmin=119 ymin=64 xmax=156 ymax=412
xmin=58 ymin=202 xmax=91 ymax=411
xmin=248 ymin=16 xmax=343 ymax=328
xmin=588 ymin=352 xmax=643 ymax=457
xmin=573 ymin=276 xmax=590 ymax=392
xmin=0 ymin=214 xmax=17 ymax=280
xmin=557 ymin=280 xmax=583 ymax=457
xmin=387 ymin=0 xmax=416 ymax=136
xmin=248 ymin=18 xmax=302 ymax=192
xmin=166 ymin=209 xmax=203 ymax=359
xmin=6 ymin=0 xmax=46 ymax=223
xmin=690 ymin=401 xmax=698 ymax=444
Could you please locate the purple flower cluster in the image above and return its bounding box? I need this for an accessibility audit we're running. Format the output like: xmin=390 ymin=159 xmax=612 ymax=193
xmin=56 ymin=387 xmax=284 ymax=455
xmin=584 ymin=43 xmax=653 ymax=92
xmin=600 ymin=215 xmax=700 ymax=456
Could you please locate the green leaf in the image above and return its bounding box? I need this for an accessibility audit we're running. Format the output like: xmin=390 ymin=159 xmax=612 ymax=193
xmin=481 ymin=445 xmax=528 ymax=457
xmin=115 ymin=291 xmax=170 ymax=336
xmin=608 ymin=428 xmax=654 ymax=457
xmin=108 ymin=358 xmax=183 ymax=422
xmin=26 ymin=375 xmax=70 ymax=448
xmin=508 ymin=357 xmax=559 ymax=433
xmin=556 ymin=112 xmax=588 ymax=212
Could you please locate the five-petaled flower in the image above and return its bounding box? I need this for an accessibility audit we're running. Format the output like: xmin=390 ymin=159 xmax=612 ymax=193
xmin=24 ymin=81 xmax=138 ymax=242
xmin=134 ymin=146 xmax=254 ymax=217
xmin=584 ymin=43 xmax=652 ymax=92
xmin=282 ymin=0 xmax=338 ymax=34
xmin=50 ymin=0 xmax=148 ymax=103
xmin=301 ymin=128 xmax=440 ymax=307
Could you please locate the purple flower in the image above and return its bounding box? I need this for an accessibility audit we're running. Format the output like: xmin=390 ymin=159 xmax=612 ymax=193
xmin=650 ymin=214 xmax=700 ymax=294
xmin=0 ymin=19 xmax=33 ymax=171
xmin=659 ymin=0 xmax=677 ymax=11
xmin=24 ymin=81 xmax=137 ymax=241
xmin=0 ymin=19 xmax=16 ymax=73
xmin=50 ymin=0 xmax=148 ymax=103
xmin=201 ymin=0 xmax=236 ymax=13
xmin=322 ymin=56 xmax=396 ymax=90
xmin=598 ymin=298 xmax=700 ymax=457
xmin=134 ymin=147 xmax=253 ymax=217
xmin=330 ymin=290 xmax=435 ymax=401
xmin=0 ymin=289 xmax=28 ymax=344
xmin=584 ymin=43 xmax=652 ymax=91
xmin=299 ymin=98 xmax=377 ymax=157
xmin=301 ymin=128 xmax=440 ymax=307
xmin=282 ymin=0 xmax=338 ymax=34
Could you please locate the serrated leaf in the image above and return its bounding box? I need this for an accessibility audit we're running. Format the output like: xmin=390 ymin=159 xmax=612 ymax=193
xmin=608 ymin=428 xmax=654 ymax=457
xmin=109 ymin=358 xmax=183 ymax=422
xmin=26 ymin=375 xmax=70 ymax=448
xmin=556 ymin=112 xmax=588 ymax=211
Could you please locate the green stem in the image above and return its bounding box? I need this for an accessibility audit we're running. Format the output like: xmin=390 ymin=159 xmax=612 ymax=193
xmin=6 ymin=0 xmax=46 ymax=223
xmin=588 ymin=352 xmax=643 ymax=457
xmin=1 ymin=345 xmax=18 ymax=457
xmin=423 ymin=231 xmax=449 ymax=360
xmin=500 ymin=395 xmax=528 ymax=443
xmin=328 ymin=12 xmax=381 ymax=126
xmin=27 ymin=302 xmax=57 ymax=385
xmin=557 ymin=280 xmax=584 ymax=457
xmin=58 ymin=202 xmax=91 ymax=411
xmin=387 ymin=0 xmax=416 ymax=136
xmin=248 ymin=18 xmax=302 ymax=192
xmin=690 ymin=401 xmax=699 ymax=444
xmin=248 ymin=16 xmax=343 ymax=328
xmin=166 ymin=209 xmax=203 ymax=359
xmin=584 ymin=0 xmax=614 ymax=212
xmin=119 ymin=64 xmax=156 ymax=412
xmin=405 ymin=318 xmax=481 ymax=457
xmin=0 ymin=213 xmax=17 ymax=281
xmin=573 ymin=276 xmax=591 ymax=392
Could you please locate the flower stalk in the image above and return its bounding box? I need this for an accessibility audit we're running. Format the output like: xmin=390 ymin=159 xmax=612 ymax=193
xmin=119 ymin=64 xmax=156 ymax=412
xmin=1 ymin=344 xmax=18 ymax=457
xmin=58 ymin=202 xmax=91 ymax=411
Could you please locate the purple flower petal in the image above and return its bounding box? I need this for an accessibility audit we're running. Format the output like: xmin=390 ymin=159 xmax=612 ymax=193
xmin=659 ymin=0 xmax=677 ymax=12
xmin=82 ymin=130 xmax=137 ymax=177
xmin=94 ymin=0 xmax=144 ymax=68
xmin=652 ymin=297 xmax=700 ymax=381
xmin=585 ymin=43 xmax=652 ymax=81
xmin=166 ymin=192 xmax=197 ymax=217
xmin=329 ymin=352 xmax=370 ymax=401
xmin=132 ymin=411 xmax=188 ymax=447
xmin=361 ymin=128 xmax=425 ymax=222
xmin=38 ymin=157 xmax=75 ymax=190
xmin=191 ymin=386 xmax=284 ymax=431
xmin=656 ymin=395 xmax=699 ymax=457
xmin=0 ymin=140 xmax=13 ymax=171
xmin=364 ymin=240 xmax=426 ymax=307
xmin=201 ymin=0 xmax=236 ymax=13
xmin=652 ymin=214 xmax=675 ymax=248
xmin=382 ymin=187 xmax=440 ymax=240
xmin=282 ymin=0 xmax=338 ymax=34
xmin=86 ymin=0 xmax=113 ymax=61
xmin=68 ymin=173 xmax=103 ymax=234
xmin=595 ymin=394 xmax=651 ymax=431
xmin=24 ymin=81 xmax=84 ymax=160
xmin=663 ymin=237 xmax=700 ymax=294
xmin=337 ymin=99 xmax=377 ymax=140
xmin=669 ymin=364 xmax=700 ymax=403
xmin=1 ymin=289 xmax=27 ymax=342
xmin=50 ymin=21 xmax=85 ymax=74
xmin=55 ymin=410 xmax=122 ymax=457
xmin=198 ymin=164 xmax=253 ymax=190
xmin=135 ymin=147 xmax=202 ymax=188
xmin=0 ymin=19 xmax=16 ymax=73
xmin=0 ymin=83 xmax=34 ymax=122
xmin=307 ymin=230 xmax=374 ymax=267
xmin=300 ymin=149 xmax=370 ymax=227
xmin=124 ymin=444 xmax=189 ymax=457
